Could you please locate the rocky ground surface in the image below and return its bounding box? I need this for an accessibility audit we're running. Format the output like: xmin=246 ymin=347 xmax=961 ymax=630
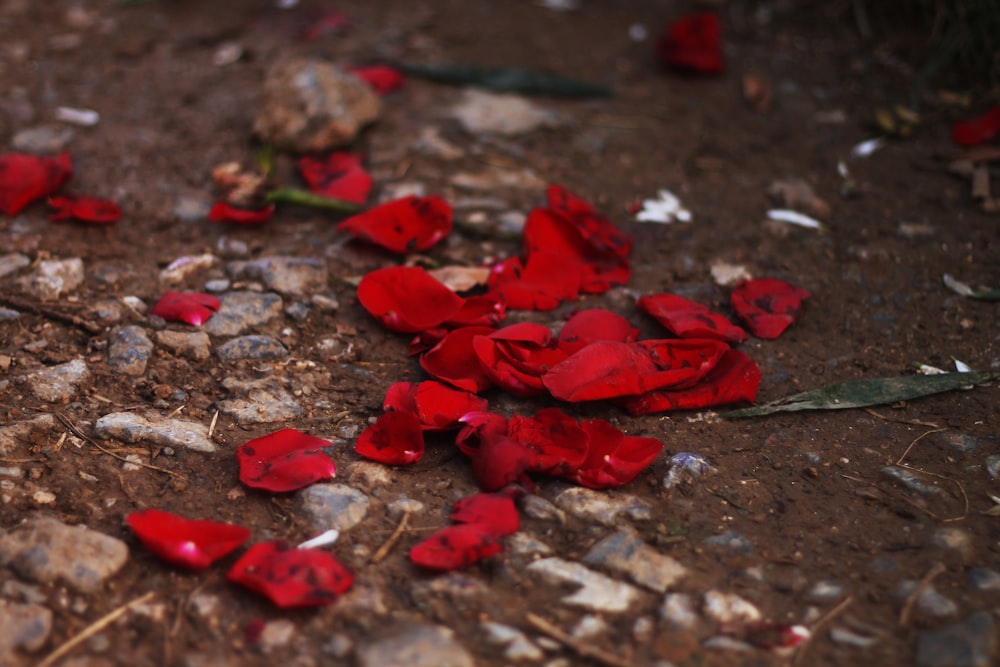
xmin=1 ymin=1 xmax=998 ymax=666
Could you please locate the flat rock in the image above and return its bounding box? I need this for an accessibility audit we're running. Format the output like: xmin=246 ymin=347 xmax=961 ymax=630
xmin=703 ymin=590 xmax=762 ymax=624
xmin=481 ymin=621 xmax=544 ymax=662
xmin=202 ymin=291 xmax=283 ymax=336
xmin=17 ymin=257 xmax=84 ymax=301
xmin=0 ymin=599 xmax=52 ymax=655
xmin=583 ymin=530 xmax=686 ymax=593
xmin=703 ymin=530 xmax=753 ymax=555
xmin=93 ymin=411 xmax=216 ymax=453
xmin=0 ymin=516 xmax=128 ymax=593
xmin=227 ymin=256 xmax=328 ymax=296
xmin=107 ymin=326 xmax=154 ymax=376
xmin=254 ymin=58 xmax=381 ymax=153
xmin=217 ymin=376 xmax=302 ymax=424
xmin=526 ymin=557 xmax=641 ymax=613
xmin=356 ymin=623 xmax=474 ymax=667
xmin=216 ymin=335 xmax=289 ymax=363
xmin=0 ymin=415 xmax=56 ymax=456
xmin=155 ymin=330 xmax=211 ymax=362
xmin=553 ymin=487 xmax=652 ymax=525
xmin=450 ymin=89 xmax=561 ymax=136
xmin=661 ymin=592 xmax=699 ymax=630
xmin=0 ymin=252 xmax=30 ymax=278
xmin=11 ymin=123 xmax=74 ymax=152
xmin=299 ymin=483 xmax=369 ymax=532
xmin=881 ymin=466 xmax=942 ymax=495
xmin=916 ymin=611 xmax=996 ymax=667
xmin=22 ymin=358 xmax=91 ymax=403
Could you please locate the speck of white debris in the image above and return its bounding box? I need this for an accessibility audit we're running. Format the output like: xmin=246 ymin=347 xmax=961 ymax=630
xmin=850 ymin=137 xmax=887 ymax=158
xmin=635 ymin=190 xmax=693 ymax=224
xmin=703 ymin=590 xmax=762 ymax=624
xmin=942 ymin=273 xmax=975 ymax=297
xmin=710 ymin=261 xmax=753 ymax=287
xmin=629 ymin=23 xmax=648 ymax=41
xmin=572 ymin=615 xmax=608 ymax=639
xmin=953 ymin=358 xmax=972 ymax=373
xmin=32 ymin=490 xmax=56 ymax=505
xmin=766 ymin=209 xmax=824 ymax=230
xmin=54 ymin=106 xmax=99 ymax=126
xmin=298 ymin=529 xmax=339 ymax=549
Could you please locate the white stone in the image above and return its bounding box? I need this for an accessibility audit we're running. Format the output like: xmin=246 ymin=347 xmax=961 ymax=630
xmin=526 ymin=558 xmax=641 ymax=613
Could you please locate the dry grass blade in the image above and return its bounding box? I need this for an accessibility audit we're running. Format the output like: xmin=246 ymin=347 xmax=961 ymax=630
xmin=37 ymin=591 xmax=155 ymax=667
xmin=371 ymin=511 xmax=411 ymax=564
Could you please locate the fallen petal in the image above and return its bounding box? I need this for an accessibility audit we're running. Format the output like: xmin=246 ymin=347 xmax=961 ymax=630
xmin=149 ymin=291 xmax=221 ymax=326
xmin=357 ymin=265 xmax=465 ymax=333
xmin=227 ymin=541 xmax=353 ymax=608
xmin=638 ymin=293 xmax=746 ymax=343
xmin=339 ymin=195 xmax=452 ymax=253
xmin=236 ymin=429 xmax=336 ymax=492
xmin=730 ymin=277 xmax=811 ymax=339
xmin=0 ymin=151 xmax=73 ymax=216
xmin=409 ymin=523 xmax=503 ymax=571
xmin=127 ymin=509 xmax=250 ymax=570
xmin=355 ymin=411 xmax=425 ymax=464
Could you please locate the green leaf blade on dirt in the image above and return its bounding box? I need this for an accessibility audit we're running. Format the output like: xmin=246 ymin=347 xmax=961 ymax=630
xmin=721 ymin=370 xmax=1000 ymax=419
xmin=266 ymin=188 xmax=363 ymax=213
xmin=394 ymin=62 xmax=612 ymax=98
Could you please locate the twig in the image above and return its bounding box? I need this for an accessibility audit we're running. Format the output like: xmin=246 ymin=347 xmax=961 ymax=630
xmin=897 ymin=465 xmax=970 ymax=522
xmin=794 ymin=596 xmax=853 ymax=665
xmin=864 ymin=409 xmax=940 ymax=429
xmin=899 ymin=563 xmax=946 ymax=626
xmin=895 ymin=427 xmax=949 ymax=466
xmin=37 ymin=591 xmax=155 ymax=667
xmin=371 ymin=511 xmax=411 ymax=564
xmin=0 ymin=295 xmax=103 ymax=335
xmin=53 ymin=412 xmax=182 ymax=478
xmin=525 ymin=613 xmax=634 ymax=667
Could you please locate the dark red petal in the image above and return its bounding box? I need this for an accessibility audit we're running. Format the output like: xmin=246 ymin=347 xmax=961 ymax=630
xmin=952 ymin=106 xmax=1000 ymax=146
xmin=357 ymin=265 xmax=465 ymax=333
xmin=149 ymin=291 xmax=221 ymax=326
xmin=444 ymin=293 xmax=507 ymax=328
xmin=473 ymin=336 xmax=555 ymax=398
xmin=209 ymin=201 xmax=275 ymax=225
xmin=413 ymin=381 xmax=489 ymax=431
xmin=347 ymin=65 xmax=406 ymax=95
xmin=509 ymin=408 xmax=589 ymax=474
xmin=568 ymin=420 xmax=663 ymax=489
xmin=420 ymin=326 xmax=497 ymax=393
xmin=227 ymin=541 xmax=353 ymax=608
xmin=355 ymin=411 xmax=425 ymax=465
xmin=383 ymin=381 xmax=419 ymax=414
xmin=297 ymin=152 xmax=372 ymax=205
xmin=472 ymin=434 xmax=534 ymax=492
xmin=236 ymin=429 xmax=336 ymax=492
xmin=409 ymin=524 xmax=503 ymax=571
xmin=0 ymin=151 xmax=73 ymax=216
xmin=338 ymin=195 xmax=452 ymax=254
xmin=730 ymin=277 xmax=811 ymax=339
xmin=408 ymin=328 xmax=448 ymax=356
xmin=638 ymin=293 xmax=746 ymax=343
xmin=657 ymin=11 xmax=724 ymax=74
xmin=48 ymin=194 xmax=121 ymax=224
xmin=559 ymin=308 xmax=640 ymax=351
xmin=638 ymin=337 xmax=730 ymax=388
xmin=621 ymin=348 xmax=761 ymax=415
xmin=127 ymin=509 xmax=251 ymax=570
xmin=544 ymin=185 xmax=633 ymax=259
xmin=455 ymin=411 xmax=509 ymax=458
xmin=450 ymin=492 xmax=519 ymax=536
xmin=300 ymin=11 xmax=349 ymax=41
xmin=487 ymin=253 xmax=580 ymax=311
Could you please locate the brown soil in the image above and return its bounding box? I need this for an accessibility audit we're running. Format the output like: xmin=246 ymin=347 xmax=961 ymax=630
xmin=1 ymin=1 xmax=997 ymax=666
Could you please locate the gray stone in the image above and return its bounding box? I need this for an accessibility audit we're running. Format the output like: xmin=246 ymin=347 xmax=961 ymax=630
xmin=23 ymin=358 xmax=91 ymax=403
xmin=172 ymin=193 xmax=213 ymax=222
xmin=895 ymin=581 xmax=959 ymax=620
xmin=526 ymin=557 xmax=641 ymax=613
xmin=0 ymin=415 xmax=56 ymax=456
xmin=807 ymin=580 xmax=846 ymax=602
xmin=583 ymin=530 xmax=686 ymax=593
xmin=17 ymin=257 xmax=84 ymax=300
xmin=450 ymin=89 xmax=561 ymax=136
xmin=829 ymin=626 xmax=879 ymax=648
xmin=216 ymin=335 xmax=288 ymax=363
xmin=967 ymin=567 xmax=1000 ymax=592
xmin=155 ymin=330 xmax=211 ymax=362
xmin=0 ymin=599 xmax=52 ymax=655
xmin=702 ymin=591 xmax=762 ymax=624
xmin=931 ymin=527 xmax=974 ymax=564
xmin=663 ymin=452 xmax=714 ymax=488
xmin=107 ymin=325 xmax=154 ymax=376
xmin=227 ymin=256 xmax=328 ymax=296
xmin=986 ymin=454 xmax=1000 ymax=480
xmin=480 ymin=621 xmax=544 ymax=662
xmin=0 ymin=252 xmax=30 ymax=278
xmin=299 ymin=484 xmax=368 ymax=532
xmin=0 ymin=516 xmax=128 ymax=593
xmin=254 ymin=59 xmax=381 ymax=153
xmin=506 ymin=532 xmax=552 ymax=558
xmin=346 ymin=461 xmax=395 ymax=490
xmin=916 ymin=612 xmax=995 ymax=667
xmin=258 ymin=619 xmax=296 ymax=653
xmin=11 ymin=123 xmax=75 ymax=152
xmin=881 ymin=466 xmax=942 ymax=495
xmin=933 ymin=432 xmax=981 ymax=455
xmin=217 ymin=376 xmax=302 ymax=424
xmin=660 ymin=592 xmax=698 ymax=630
xmin=93 ymin=411 xmax=216 ymax=453
xmin=520 ymin=494 xmax=565 ymax=523
xmin=553 ymin=487 xmax=651 ymax=525
xmin=202 ymin=291 xmax=283 ymax=336
xmin=356 ymin=623 xmax=474 ymax=667
xmin=703 ymin=530 xmax=753 ymax=555
xmin=410 ymin=573 xmax=491 ymax=619
xmin=0 ymin=307 xmax=20 ymax=320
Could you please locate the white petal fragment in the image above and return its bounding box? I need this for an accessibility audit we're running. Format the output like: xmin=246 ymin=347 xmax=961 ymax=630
xmin=766 ymin=209 xmax=824 ymax=230
xmin=850 ymin=137 xmax=887 ymax=159
xmin=942 ymin=273 xmax=975 ymax=297
xmin=298 ymin=529 xmax=340 ymax=550
xmin=635 ymin=189 xmax=693 ymax=224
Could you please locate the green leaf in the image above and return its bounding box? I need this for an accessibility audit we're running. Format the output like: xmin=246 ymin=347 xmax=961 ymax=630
xmin=721 ymin=371 xmax=1000 ymax=419
xmin=970 ymin=288 xmax=1000 ymax=301
xmin=394 ymin=62 xmax=612 ymax=98
xmin=266 ymin=188 xmax=363 ymax=213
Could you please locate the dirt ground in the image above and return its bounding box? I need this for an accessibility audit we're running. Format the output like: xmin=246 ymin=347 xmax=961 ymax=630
xmin=1 ymin=1 xmax=998 ymax=666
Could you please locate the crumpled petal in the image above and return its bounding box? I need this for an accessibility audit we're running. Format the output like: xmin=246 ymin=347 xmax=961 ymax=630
xmin=355 ymin=410 xmax=425 ymax=464
xmin=149 ymin=291 xmax=221 ymax=326
xmin=409 ymin=523 xmax=502 ymax=571
xmin=357 ymin=265 xmax=465 ymax=333
xmin=450 ymin=490 xmax=520 ymax=537
xmin=127 ymin=509 xmax=251 ymax=570
xmin=236 ymin=429 xmax=336 ymax=492
xmin=209 ymin=201 xmax=275 ymax=225
xmin=638 ymin=292 xmax=746 ymax=343
xmin=487 ymin=253 xmax=580 ymax=311
xmin=338 ymin=195 xmax=452 ymax=253
xmin=558 ymin=308 xmax=640 ymax=353
xmin=48 ymin=194 xmax=121 ymax=224
xmin=420 ymin=326 xmax=497 ymax=393
xmin=0 ymin=151 xmax=73 ymax=216
xmin=567 ymin=419 xmax=664 ymax=489
xmin=657 ymin=11 xmax=724 ymax=74
xmin=297 ymin=152 xmax=372 ymax=205
xmin=509 ymin=408 xmax=589 ymax=475
xmin=227 ymin=541 xmax=354 ymax=608
xmin=473 ymin=323 xmax=568 ymax=397
xmin=383 ymin=380 xmax=489 ymax=431
xmin=730 ymin=277 xmax=810 ymax=339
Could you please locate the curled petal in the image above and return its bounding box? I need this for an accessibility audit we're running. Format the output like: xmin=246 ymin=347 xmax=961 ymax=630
xmin=236 ymin=429 xmax=336 ymax=492
xmin=559 ymin=308 xmax=640 ymax=352
xmin=49 ymin=194 xmax=121 ymax=224
xmin=227 ymin=541 xmax=353 ymax=608
xmin=450 ymin=491 xmax=520 ymax=536
xmin=298 ymin=152 xmax=371 ymax=205
xmin=568 ymin=420 xmax=664 ymax=489
xmin=420 ymin=326 xmax=497 ymax=393
xmin=0 ymin=151 xmax=73 ymax=216
xmin=357 ymin=265 xmax=465 ymax=333
xmin=127 ymin=509 xmax=250 ymax=570
xmin=338 ymin=195 xmax=452 ymax=253
xmin=149 ymin=291 xmax=221 ymax=326
xmin=348 ymin=65 xmax=406 ymax=95
xmin=209 ymin=201 xmax=275 ymax=225
xmin=638 ymin=292 xmax=746 ymax=343
xmin=355 ymin=410 xmax=425 ymax=465
xmin=730 ymin=277 xmax=811 ymax=339
xmin=409 ymin=524 xmax=502 ymax=571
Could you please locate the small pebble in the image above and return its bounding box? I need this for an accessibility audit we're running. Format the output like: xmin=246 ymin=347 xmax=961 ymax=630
xmin=703 ymin=530 xmax=752 ymax=555
xmin=881 ymin=466 xmax=941 ymax=495
xmin=703 ymin=591 xmax=762 ymax=624
xmin=915 ymin=611 xmax=995 ymax=667
xmin=829 ymin=626 xmax=879 ymax=648
xmin=967 ymin=567 xmax=1000 ymax=592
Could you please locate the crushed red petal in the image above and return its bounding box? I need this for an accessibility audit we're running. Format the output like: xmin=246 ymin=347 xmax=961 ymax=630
xmin=509 ymin=408 xmax=589 ymax=475
xmin=127 ymin=509 xmax=251 ymax=570
xmin=444 ymin=293 xmax=507 ymax=328
xmin=297 ymin=152 xmax=372 ymax=205
xmin=209 ymin=201 xmax=275 ymax=225
xmin=455 ymin=411 xmax=510 ymax=458
xmin=730 ymin=277 xmax=811 ymax=339
xmin=384 ymin=380 xmax=489 ymax=431
xmin=409 ymin=523 xmax=503 ymax=571
xmin=450 ymin=491 xmax=520 ymax=536
xmin=357 ymin=265 xmax=465 ymax=333
xmin=638 ymin=292 xmax=747 ymax=343
xmin=558 ymin=308 xmax=640 ymax=353
xmin=355 ymin=410 xmax=425 ymax=464
xmin=236 ymin=429 xmax=336 ymax=492
xmin=227 ymin=541 xmax=353 ymax=608
xmin=347 ymin=65 xmax=406 ymax=95
xmin=300 ymin=11 xmax=349 ymax=41
xmin=0 ymin=151 xmax=73 ymax=216
xmin=473 ymin=324 xmax=568 ymax=397
xmin=48 ymin=194 xmax=121 ymax=224
xmin=487 ymin=253 xmax=580 ymax=311
xmin=149 ymin=291 xmax=221 ymax=326
xmin=568 ymin=419 xmax=664 ymax=489
xmin=338 ymin=195 xmax=452 ymax=254
xmin=657 ymin=11 xmax=725 ymax=74
xmin=952 ymin=105 xmax=1000 ymax=147
xmin=420 ymin=326 xmax=497 ymax=393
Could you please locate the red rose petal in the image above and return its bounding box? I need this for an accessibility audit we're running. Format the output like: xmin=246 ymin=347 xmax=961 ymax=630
xmin=149 ymin=291 xmax=221 ymax=326
xmin=621 ymin=348 xmax=761 ymax=415
xmin=420 ymin=326 xmax=497 ymax=393
xmin=568 ymin=420 xmax=664 ymax=489
xmin=347 ymin=65 xmax=405 ymax=95
xmin=952 ymin=105 xmax=1000 ymax=147
xmin=473 ymin=325 xmax=568 ymax=397
xmin=472 ymin=433 xmax=534 ymax=492
xmin=545 ymin=184 xmax=633 ymax=262
xmin=127 ymin=509 xmax=251 ymax=570
xmin=730 ymin=277 xmax=811 ymax=339
xmin=358 ymin=265 xmax=465 ymax=333
xmin=450 ymin=491 xmax=520 ymax=537
xmin=638 ymin=292 xmax=746 ymax=343
xmin=413 ymin=380 xmax=489 ymax=431
xmin=638 ymin=337 xmax=730 ymax=388
xmin=657 ymin=11 xmax=724 ymax=74
xmin=455 ymin=411 xmax=510 ymax=458
xmin=444 ymin=293 xmax=507 ymax=328
xmin=487 ymin=253 xmax=581 ymax=311
xmin=509 ymin=408 xmax=589 ymax=474
xmin=298 ymin=152 xmax=372 ymax=205
xmin=558 ymin=308 xmax=640 ymax=352
xmin=48 ymin=194 xmax=121 ymax=224
xmin=409 ymin=523 xmax=503 ymax=571
xmin=338 ymin=195 xmax=452 ymax=254
xmin=227 ymin=541 xmax=353 ymax=608
xmin=0 ymin=151 xmax=73 ymax=216
xmin=209 ymin=201 xmax=275 ymax=225
xmin=300 ymin=11 xmax=349 ymax=41
xmin=355 ymin=410 xmax=425 ymax=465
xmin=236 ymin=429 xmax=336 ymax=492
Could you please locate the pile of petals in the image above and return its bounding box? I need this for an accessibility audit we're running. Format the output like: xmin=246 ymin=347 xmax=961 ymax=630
xmin=150 ymin=291 xmax=221 ymax=326
xmin=409 ymin=489 xmax=520 ymax=571
xmin=952 ymin=105 xmax=1000 ymax=147
xmin=657 ymin=11 xmax=724 ymax=74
